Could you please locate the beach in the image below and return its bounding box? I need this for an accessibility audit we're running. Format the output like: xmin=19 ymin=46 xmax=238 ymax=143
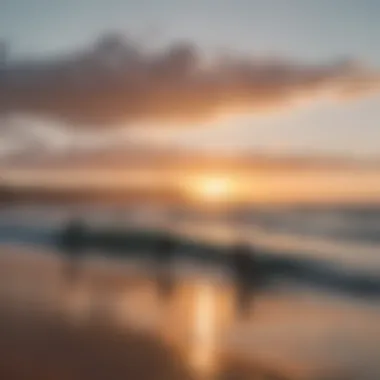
xmin=0 ymin=244 xmax=379 ymax=380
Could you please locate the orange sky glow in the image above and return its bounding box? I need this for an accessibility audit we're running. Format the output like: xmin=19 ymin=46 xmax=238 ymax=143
xmin=2 ymin=166 xmax=380 ymax=205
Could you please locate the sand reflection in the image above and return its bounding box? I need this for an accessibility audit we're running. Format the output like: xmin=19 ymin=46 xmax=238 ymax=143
xmin=1 ymin=247 xmax=380 ymax=379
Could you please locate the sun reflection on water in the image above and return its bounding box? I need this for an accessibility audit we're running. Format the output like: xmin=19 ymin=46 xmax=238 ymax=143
xmin=188 ymin=280 xmax=218 ymax=377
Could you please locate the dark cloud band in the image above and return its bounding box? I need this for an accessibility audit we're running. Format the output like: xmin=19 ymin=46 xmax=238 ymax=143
xmin=0 ymin=33 xmax=379 ymax=127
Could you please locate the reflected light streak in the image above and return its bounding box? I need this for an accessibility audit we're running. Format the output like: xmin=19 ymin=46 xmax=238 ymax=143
xmin=189 ymin=280 xmax=218 ymax=377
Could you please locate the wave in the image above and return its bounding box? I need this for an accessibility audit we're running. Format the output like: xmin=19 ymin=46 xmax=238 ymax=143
xmin=1 ymin=218 xmax=380 ymax=302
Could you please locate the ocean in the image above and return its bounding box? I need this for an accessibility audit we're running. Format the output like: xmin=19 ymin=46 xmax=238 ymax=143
xmin=0 ymin=202 xmax=380 ymax=379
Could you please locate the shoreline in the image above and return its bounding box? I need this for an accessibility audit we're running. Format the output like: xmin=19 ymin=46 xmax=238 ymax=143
xmin=0 ymin=246 xmax=379 ymax=380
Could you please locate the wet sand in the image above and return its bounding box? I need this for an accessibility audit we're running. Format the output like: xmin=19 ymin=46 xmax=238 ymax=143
xmin=0 ymin=309 xmax=193 ymax=380
xmin=0 ymin=246 xmax=291 ymax=380
xmin=0 ymin=246 xmax=379 ymax=380
xmin=0 ymin=303 xmax=299 ymax=380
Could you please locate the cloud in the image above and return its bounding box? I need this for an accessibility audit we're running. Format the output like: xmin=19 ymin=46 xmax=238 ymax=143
xmin=0 ymin=115 xmax=141 ymax=159
xmin=0 ymin=32 xmax=380 ymax=128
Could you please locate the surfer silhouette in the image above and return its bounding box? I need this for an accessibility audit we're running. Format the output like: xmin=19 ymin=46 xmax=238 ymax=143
xmin=59 ymin=218 xmax=87 ymax=284
xmin=229 ymin=242 xmax=257 ymax=319
xmin=154 ymin=235 xmax=177 ymax=302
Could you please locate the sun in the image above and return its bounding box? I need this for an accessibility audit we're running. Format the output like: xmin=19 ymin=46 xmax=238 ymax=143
xmin=191 ymin=176 xmax=234 ymax=203
xmin=199 ymin=177 xmax=229 ymax=199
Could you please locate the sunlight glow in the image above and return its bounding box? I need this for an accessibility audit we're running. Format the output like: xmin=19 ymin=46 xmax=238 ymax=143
xmin=190 ymin=176 xmax=235 ymax=203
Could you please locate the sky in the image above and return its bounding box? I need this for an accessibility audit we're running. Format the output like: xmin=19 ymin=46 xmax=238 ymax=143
xmin=1 ymin=0 xmax=380 ymax=158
